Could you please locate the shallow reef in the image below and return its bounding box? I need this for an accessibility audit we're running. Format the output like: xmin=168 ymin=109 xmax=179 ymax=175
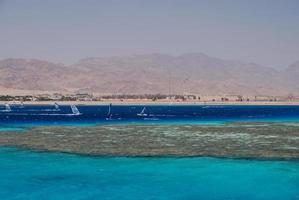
xmin=1 ymin=122 xmax=299 ymax=159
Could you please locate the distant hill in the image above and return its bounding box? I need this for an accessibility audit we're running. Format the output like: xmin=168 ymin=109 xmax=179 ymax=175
xmin=284 ymin=60 xmax=299 ymax=92
xmin=0 ymin=54 xmax=298 ymax=96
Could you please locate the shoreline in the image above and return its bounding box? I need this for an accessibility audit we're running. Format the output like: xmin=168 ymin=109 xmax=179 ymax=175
xmin=2 ymin=100 xmax=299 ymax=106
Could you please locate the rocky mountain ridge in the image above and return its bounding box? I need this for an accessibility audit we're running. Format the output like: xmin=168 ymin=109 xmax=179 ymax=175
xmin=0 ymin=54 xmax=298 ymax=96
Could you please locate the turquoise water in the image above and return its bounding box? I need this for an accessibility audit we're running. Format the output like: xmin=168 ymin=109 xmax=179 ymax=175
xmin=1 ymin=105 xmax=299 ymax=199
xmin=0 ymin=148 xmax=299 ymax=200
xmin=0 ymin=127 xmax=26 ymax=132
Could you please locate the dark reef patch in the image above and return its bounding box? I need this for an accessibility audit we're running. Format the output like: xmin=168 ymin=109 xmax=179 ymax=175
xmin=0 ymin=122 xmax=299 ymax=159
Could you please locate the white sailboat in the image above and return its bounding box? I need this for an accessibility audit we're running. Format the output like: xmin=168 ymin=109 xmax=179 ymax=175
xmin=70 ymin=105 xmax=81 ymax=115
xmin=106 ymin=103 xmax=112 ymax=120
xmin=54 ymin=102 xmax=60 ymax=110
xmin=137 ymin=107 xmax=148 ymax=117
xmin=2 ymin=103 xmax=12 ymax=112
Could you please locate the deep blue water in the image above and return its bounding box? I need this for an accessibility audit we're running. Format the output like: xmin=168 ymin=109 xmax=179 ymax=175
xmin=0 ymin=147 xmax=298 ymax=200
xmin=1 ymin=105 xmax=299 ymax=199
xmin=1 ymin=104 xmax=299 ymax=127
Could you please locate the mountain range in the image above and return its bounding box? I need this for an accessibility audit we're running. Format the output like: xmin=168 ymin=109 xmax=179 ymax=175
xmin=0 ymin=53 xmax=298 ymax=96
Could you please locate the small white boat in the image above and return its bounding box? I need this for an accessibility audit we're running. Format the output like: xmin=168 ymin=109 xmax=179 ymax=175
xmin=137 ymin=107 xmax=148 ymax=117
xmin=54 ymin=102 xmax=60 ymax=110
xmin=106 ymin=103 xmax=113 ymax=120
xmin=5 ymin=103 xmax=11 ymax=112
xmin=70 ymin=105 xmax=81 ymax=115
xmin=0 ymin=103 xmax=12 ymax=112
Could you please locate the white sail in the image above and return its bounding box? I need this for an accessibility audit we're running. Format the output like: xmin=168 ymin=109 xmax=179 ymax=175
xmin=54 ymin=102 xmax=60 ymax=110
xmin=5 ymin=103 xmax=11 ymax=112
xmin=142 ymin=107 xmax=146 ymax=114
xmin=70 ymin=105 xmax=80 ymax=115
xmin=106 ymin=103 xmax=112 ymax=119
xmin=137 ymin=107 xmax=148 ymax=117
xmin=108 ymin=104 xmax=112 ymax=116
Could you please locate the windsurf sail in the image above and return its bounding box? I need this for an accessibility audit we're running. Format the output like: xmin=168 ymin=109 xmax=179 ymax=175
xmin=137 ymin=107 xmax=148 ymax=117
xmin=106 ymin=103 xmax=112 ymax=119
xmin=54 ymin=102 xmax=60 ymax=110
xmin=3 ymin=103 xmax=11 ymax=112
xmin=70 ymin=105 xmax=81 ymax=115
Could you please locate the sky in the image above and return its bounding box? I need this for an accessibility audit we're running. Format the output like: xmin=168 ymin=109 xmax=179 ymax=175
xmin=0 ymin=0 xmax=298 ymax=69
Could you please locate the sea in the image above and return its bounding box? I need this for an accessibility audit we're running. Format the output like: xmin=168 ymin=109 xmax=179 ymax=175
xmin=0 ymin=104 xmax=299 ymax=199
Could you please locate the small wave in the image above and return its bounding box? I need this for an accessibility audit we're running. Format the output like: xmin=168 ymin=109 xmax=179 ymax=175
xmin=143 ymin=118 xmax=159 ymax=120
xmin=22 ymin=109 xmax=61 ymax=112
xmin=106 ymin=118 xmax=122 ymax=121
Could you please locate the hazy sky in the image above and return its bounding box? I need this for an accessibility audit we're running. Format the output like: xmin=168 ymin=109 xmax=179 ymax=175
xmin=0 ymin=0 xmax=298 ymax=69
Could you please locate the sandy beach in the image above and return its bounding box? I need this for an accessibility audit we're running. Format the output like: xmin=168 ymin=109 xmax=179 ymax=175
xmin=2 ymin=100 xmax=299 ymax=106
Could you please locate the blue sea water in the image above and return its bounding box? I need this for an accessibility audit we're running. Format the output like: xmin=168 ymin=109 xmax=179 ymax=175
xmin=0 ymin=147 xmax=298 ymax=200
xmin=1 ymin=105 xmax=299 ymax=199
xmin=1 ymin=104 xmax=299 ymax=128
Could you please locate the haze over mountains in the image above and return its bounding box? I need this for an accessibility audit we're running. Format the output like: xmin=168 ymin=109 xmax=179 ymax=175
xmin=0 ymin=53 xmax=298 ymax=96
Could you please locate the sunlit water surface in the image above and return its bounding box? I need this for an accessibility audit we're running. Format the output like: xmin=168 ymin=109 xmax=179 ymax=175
xmin=1 ymin=105 xmax=299 ymax=199
xmin=1 ymin=105 xmax=299 ymax=128
xmin=0 ymin=148 xmax=299 ymax=200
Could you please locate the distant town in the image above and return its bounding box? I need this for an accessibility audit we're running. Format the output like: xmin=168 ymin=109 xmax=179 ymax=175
xmin=0 ymin=93 xmax=298 ymax=103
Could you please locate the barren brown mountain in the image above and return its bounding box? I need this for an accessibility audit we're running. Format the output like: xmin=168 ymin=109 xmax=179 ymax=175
xmin=0 ymin=54 xmax=298 ymax=96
